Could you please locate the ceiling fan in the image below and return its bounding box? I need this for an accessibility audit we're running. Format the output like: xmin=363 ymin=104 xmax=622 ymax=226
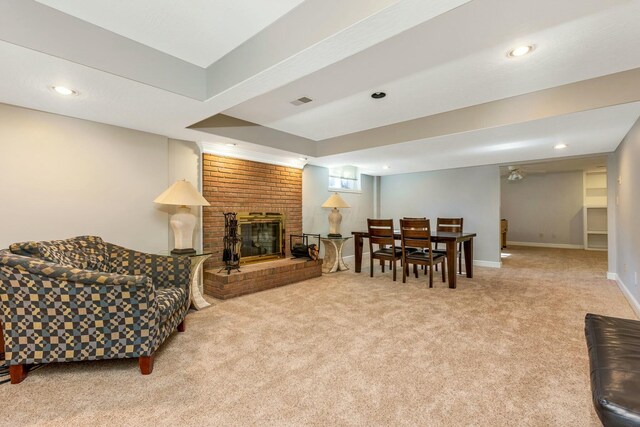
xmin=506 ymin=165 xmax=547 ymax=181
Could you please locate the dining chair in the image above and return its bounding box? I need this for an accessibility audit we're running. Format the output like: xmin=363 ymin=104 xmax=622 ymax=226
xmin=367 ymin=219 xmax=402 ymax=281
xmin=399 ymin=218 xmax=446 ymax=287
xmin=434 ymin=217 xmax=464 ymax=274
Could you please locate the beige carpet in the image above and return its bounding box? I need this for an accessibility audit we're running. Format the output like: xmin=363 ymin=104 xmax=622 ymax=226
xmin=1 ymin=246 xmax=635 ymax=426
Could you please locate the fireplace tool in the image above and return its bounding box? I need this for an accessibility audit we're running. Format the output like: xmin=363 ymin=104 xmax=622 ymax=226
xmin=219 ymin=212 xmax=241 ymax=274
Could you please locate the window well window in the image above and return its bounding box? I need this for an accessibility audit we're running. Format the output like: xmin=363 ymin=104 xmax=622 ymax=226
xmin=329 ymin=165 xmax=361 ymax=193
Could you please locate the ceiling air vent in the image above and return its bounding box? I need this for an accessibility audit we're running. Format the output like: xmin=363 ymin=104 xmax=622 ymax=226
xmin=290 ymin=96 xmax=313 ymax=106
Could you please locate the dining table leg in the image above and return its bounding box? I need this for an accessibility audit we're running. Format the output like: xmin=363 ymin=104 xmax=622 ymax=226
xmin=354 ymin=234 xmax=363 ymax=273
xmin=446 ymin=240 xmax=457 ymax=289
xmin=463 ymin=238 xmax=474 ymax=278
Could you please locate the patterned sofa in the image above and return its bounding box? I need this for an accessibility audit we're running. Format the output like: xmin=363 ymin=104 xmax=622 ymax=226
xmin=0 ymin=236 xmax=191 ymax=384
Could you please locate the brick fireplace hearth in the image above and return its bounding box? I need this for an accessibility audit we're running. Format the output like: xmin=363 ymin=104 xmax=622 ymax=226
xmin=202 ymin=154 xmax=319 ymax=298
xmin=202 ymin=154 xmax=302 ymax=267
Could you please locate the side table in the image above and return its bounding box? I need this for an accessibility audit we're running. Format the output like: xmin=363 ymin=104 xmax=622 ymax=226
xmin=186 ymin=253 xmax=212 ymax=310
xmin=321 ymin=236 xmax=351 ymax=273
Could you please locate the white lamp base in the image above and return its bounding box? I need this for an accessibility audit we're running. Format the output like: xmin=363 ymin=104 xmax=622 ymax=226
xmin=170 ymin=206 xmax=197 ymax=254
xmin=328 ymin=208 xmax=343 ymax=237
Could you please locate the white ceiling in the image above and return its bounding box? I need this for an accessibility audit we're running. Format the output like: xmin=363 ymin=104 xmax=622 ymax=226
xmin=1 ymin=0 xmax=639 ymax=175
xmin=226 ymin=0 xmax=640 ymax=140
xmin=309 ymin=101 xmax=640 ymax=176
xmin=34 ymin=0 xmax=305 ymax=67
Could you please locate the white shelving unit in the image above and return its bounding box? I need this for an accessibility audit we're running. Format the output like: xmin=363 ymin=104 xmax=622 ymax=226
xmin=583 ymin=170 xmax=608 ymax=251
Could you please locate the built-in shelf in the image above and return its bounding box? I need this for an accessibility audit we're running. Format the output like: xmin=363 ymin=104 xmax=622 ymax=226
xmin=584 ymin=170 xmax=608 ymax=251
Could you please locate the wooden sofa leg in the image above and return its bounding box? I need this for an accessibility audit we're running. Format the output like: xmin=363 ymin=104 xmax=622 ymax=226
xmin=10 ymin=365 xmax=27 ymax=384
xmin=177 ymin=320 xmax=185 ymax=332
xmin=139 ymin=355 xmax=154 ymax=375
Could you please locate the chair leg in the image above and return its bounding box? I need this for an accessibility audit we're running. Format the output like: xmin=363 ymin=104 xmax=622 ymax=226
xmin=177 ymin=320 xmax=185 ymax=332
xmin=459 ymin=254 xmax=463 ymax=275
xmin=429 ymin=264 xmax=434 ymax=288
xmin=139 ymin=355 xmax=154 ymax=375
xmin=392 ymin=259 xmax=397 ymax=282
xmin=370 ymin=257 xmax=374 ymax=278
xmin=381 ymin=259 xmax=385 ymax=273
xmin=10 ymin=365 xmax=27 ymax=384
xmin=442 ymin=260 xmax=447 ymax=282
xmin=414 ymin=264 xmax=418 ymax=279
xmin=402 ymin=259 xmax=407 ymax=283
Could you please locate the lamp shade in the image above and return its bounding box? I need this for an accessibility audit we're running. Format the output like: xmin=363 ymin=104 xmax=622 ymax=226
xmin=154 ymin=180 xmax=210 ymax=206
xmin=321 ymin=192 xmax=350 ymax=209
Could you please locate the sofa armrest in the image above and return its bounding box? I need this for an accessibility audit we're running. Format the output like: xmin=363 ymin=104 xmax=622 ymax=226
xmin=0 ymin=253 xmax=160 ymax=364
xmin=106 ymin=243 xmax=191 ymax=291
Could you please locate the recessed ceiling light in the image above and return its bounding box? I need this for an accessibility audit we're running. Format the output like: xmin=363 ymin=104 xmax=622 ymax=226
xmin=51 ymin=86 xmax=78 ymax=96
xmin=371 ymin=92 xmax=386 ymax=99
xmin=382 ymin=165 xmax=390 ymax=170
xmin=507 ymin=45 xmax=535 ymax=58
xmin=554 ymin=143 xmax=568 ymax=150
xmin=225 ymin=143 xmax=237 ymax=147
xmin=298 ymin=157 xmax=308 ymax=161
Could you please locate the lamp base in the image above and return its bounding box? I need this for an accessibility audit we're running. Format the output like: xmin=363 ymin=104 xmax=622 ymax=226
xmin=171 ymin=248 xmax=196 ymax=255
xmin=327 ymin=233 xmax=343 ymax=238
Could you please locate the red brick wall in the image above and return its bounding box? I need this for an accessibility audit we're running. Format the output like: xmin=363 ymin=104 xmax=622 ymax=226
xmin=202 ymin=154 xmax=302 ymax=267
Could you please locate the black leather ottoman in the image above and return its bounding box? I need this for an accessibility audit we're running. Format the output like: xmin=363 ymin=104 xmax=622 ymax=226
xmin=585 ymin=313 xmax=640 ymax=426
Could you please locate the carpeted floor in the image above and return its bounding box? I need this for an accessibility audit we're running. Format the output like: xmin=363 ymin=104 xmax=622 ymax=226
xmin=0 ymin=246 xmax=635 ymax=426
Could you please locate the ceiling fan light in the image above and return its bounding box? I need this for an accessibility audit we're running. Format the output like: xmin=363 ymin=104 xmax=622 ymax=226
xmin=507 ymin=170 xmax=523 ymax=181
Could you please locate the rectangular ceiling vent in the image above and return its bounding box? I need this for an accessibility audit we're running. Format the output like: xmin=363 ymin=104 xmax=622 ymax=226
xmin=290 ymin=96 xmax=313 ymax=106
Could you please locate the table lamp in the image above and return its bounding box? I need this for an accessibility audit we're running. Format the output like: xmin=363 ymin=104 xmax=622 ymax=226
xmin=154 ymin=180 xmax=210 ymax=254
xmin=321 ymin=192 xmax=350 ymax=237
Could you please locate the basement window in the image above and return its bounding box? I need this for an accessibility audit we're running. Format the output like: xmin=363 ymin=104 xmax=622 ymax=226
xmin=329 ymin=165 xmax=361 ymax=193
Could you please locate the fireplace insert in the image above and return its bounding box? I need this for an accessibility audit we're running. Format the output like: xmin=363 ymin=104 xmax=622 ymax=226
xmin=237 ymin=212 xmax=285 ymax=264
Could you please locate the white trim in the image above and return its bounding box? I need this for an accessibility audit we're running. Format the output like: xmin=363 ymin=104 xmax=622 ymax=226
xmin=348 ymin=253 xmax=500 ymax=269
xmin=473 ymin=260 xmax=502 ymax=268
xmin=342 ymin=252 xmax=370 ymax=262
xmin=611 ymin=273 xmax=640 ymax=318
xmin=607 ymin=272 xmax=617 ymax=280
xmin=507 ymin=241 xmax=585 ymax=249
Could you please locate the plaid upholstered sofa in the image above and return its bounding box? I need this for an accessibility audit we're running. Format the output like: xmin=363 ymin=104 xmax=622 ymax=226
xmin=0 ymin=236 xmax=191 ymax=384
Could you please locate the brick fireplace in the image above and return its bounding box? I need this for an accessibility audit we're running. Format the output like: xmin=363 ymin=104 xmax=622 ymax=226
xmin=202 ymin=154 xmax=302 ymax=267
xmin=202 ymin=154 xmax=320 ymax=299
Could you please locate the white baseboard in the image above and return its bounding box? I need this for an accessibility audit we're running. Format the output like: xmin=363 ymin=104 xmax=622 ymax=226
xmin=507 ymin=241 xmax=584 ymax=250
xmin=473 ymin=260 xmax=502 ymax=268
xmin=342 ymin=252 xmax=370 ymax=262
xmin=611 ymin=273 xmax=640 ymax=318
xmin=345 ymin=253 xmax=500 ymax=268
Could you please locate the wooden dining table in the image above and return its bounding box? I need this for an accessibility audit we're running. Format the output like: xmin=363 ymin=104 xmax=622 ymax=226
xmin=351 ymin=230 xmax=477 ymax=289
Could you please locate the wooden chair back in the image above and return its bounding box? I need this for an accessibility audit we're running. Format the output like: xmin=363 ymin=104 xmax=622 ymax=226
xmin=437 ymin=217 xmax=463 ymax=233
xmin=399 ymin=218 xmax=432 ymax=251
xmin=367 ymin=219 xmax=395 ymax=251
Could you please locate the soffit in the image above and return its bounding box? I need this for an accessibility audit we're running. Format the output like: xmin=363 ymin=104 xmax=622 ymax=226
xmin=34 ymin=0 xmax=305 ymax=67
xmin=225 ymin=0 xmax=640 ymax=140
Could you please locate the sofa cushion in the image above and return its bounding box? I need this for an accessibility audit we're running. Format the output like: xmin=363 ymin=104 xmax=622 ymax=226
xmin=9 ymin=236 xmax=110 ymax=272
xmin=156 ymin=287 xmax=187 ymax=324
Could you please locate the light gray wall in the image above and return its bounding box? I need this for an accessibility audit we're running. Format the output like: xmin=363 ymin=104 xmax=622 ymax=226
xmin=612 ymin=116 xmax=640 ymax=304
xmin=0 ymin=103 xmax=173 ymax=253
xmin=302 ymin=165 xmax=375 ymax=257
xmin=501 ymin=172 xmax=584 ymax=246
xmin=167 ymin=139 xmax=202 ymax=252
xmin=379 ymin=165 xmax=501 ymax=264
